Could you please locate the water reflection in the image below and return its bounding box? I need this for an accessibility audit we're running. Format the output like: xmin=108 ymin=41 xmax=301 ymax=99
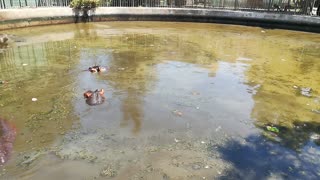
xmin=106 ymin=35 xmax=160 ymax=134
xmin=0 ymin=40 xmax=79 ymax=171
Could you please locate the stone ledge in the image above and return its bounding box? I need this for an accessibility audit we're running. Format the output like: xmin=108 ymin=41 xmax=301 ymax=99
xmin=0 ymin=7 xmax=319 ymax=32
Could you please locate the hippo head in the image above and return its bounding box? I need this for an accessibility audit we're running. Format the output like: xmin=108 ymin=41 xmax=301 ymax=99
xmin=83 ymin=89 xmax=105 ymax=106
xmin=88 ymin=66 xmax=107 ymax=73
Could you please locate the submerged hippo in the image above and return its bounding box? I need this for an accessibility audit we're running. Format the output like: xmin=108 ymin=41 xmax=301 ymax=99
xmin=0 ymin=34 xmax=24 ymax=50
xmin=0 ymin=34 xmax=9 ymax=44
xmin=88 ymin=66 xmax=107 ymax=73
xmin=0 ymin=34 xmax=9 ymax=49
xmin=83 ymin=89 xmax=105 ymax=106
xmin=0 ymin=118 xmax=17 ymax=165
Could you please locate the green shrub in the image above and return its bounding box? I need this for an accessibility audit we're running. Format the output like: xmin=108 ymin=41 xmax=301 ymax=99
xmin=70 ymin=0 xmax=100 ymax=9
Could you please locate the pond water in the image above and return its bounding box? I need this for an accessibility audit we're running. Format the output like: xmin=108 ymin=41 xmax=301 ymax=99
xmin=0 ymin=22 xmax=320 ymax=179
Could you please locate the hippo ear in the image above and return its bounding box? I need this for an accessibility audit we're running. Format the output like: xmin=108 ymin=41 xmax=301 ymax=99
xmin=99 ymin=89 xmax=105 ymax=95
xmin=84 ymin=91 xmax=93 ymax=98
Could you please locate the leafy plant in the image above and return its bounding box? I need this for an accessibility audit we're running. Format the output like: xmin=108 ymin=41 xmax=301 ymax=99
xmin=70 ymin=0 xmax=100 ymax=9
xmin=266 ymin=126 xmax=280 ymax=133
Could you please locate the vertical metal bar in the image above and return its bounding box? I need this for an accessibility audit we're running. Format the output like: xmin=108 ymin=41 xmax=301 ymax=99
xmin=268 ymin=0 xmax=272 ymax=11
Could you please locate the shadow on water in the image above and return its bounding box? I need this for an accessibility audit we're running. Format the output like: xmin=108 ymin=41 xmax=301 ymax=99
xmin=215 ymin=121 xmax=320 ymax=180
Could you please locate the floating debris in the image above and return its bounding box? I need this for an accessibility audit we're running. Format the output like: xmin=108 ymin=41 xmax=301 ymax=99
xmin=205 ymin=165 xmax=210 ymax=169
xmin=0 ymin=80 xmax=8 ymax=84
xmin=172 ymin=110 xmax=183 ymax=116
xmin=266 ymin=126 xmax=279 ymax=133
xmin=174 ymin=138 xmax=180 ymax=143
xmin=311 ymin=109 xmax=320 ymax=114
xmin=215 ymin=126 xmax=222 ymax=132
xmin=22 ymin=63 xmax=28 ymax=66
xmin=18 ymin=151 xmax=43 ymax=167
xmin=236 ymin=57 xmax=252 ymax=61
xmin=261 ymin=30 xmax=266 ymax=33
xmin=192 ymin=164 xmax=201 ymax=170
xmin=100 ymin=166 xmax=117 ymax=177
xmin=201 ymin=141 xmax=206 ymax=144
xmin=310 ymin=134 xmax=320 ymax=140
xmin=191 ymin=91 xmax=200 ymax=95
xmin=293 ymin=85 xmax=298 ymax=89
xmin=31 ymin=98 xmax=38 ymax=102
xmin=300 ymin=87 xmax=312 ymax=97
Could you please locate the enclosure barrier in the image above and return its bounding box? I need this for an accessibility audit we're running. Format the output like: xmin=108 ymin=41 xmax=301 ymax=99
xmin=0 ymin=0 xmax=319 ymax=16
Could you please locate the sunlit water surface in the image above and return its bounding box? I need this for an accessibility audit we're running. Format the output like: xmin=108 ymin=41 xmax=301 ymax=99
xmin=0 ymin=22 xmax=320 ymax=179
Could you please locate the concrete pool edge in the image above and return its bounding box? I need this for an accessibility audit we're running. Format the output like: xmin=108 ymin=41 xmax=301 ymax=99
xmin=0 ymin=7 xmax=320 ymax=32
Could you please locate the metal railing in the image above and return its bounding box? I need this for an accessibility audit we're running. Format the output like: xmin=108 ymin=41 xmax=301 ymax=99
xmin=0 ymin=0 xmax=319 ymax=16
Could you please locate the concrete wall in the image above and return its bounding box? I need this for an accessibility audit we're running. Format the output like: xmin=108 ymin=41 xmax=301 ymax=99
xmin=0 ymin=7 xmax=320 ymax=32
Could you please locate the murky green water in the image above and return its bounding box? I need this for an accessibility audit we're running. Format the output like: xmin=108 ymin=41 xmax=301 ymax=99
xmin=0 ymin=22 xmax=320 ymax=179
